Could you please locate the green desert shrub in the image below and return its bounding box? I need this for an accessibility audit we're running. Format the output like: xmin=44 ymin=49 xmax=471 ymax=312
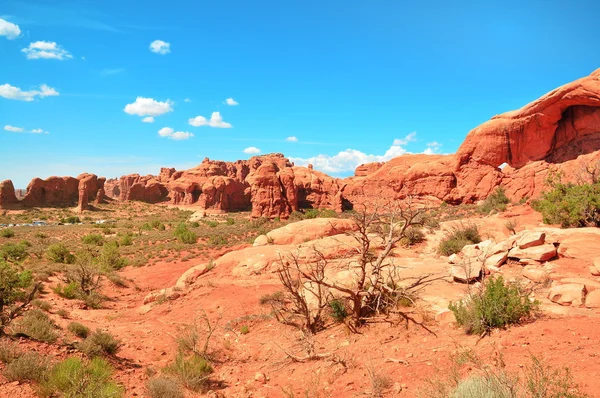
xmin=54 ymin=281 xmax=79 ymax=299
xmin=240 ymin=325 xmax=250 ymax=335
xmin=0 ymin=242 xmax=29 ymax=262
xmin=479 ymin=186 xmax=510 ymax=215
xmin=46 ymin=243 xmax=75 ymax=264
xmin=524 ymin=355 xmax=588 ymax=398
xmin=174 ymin=224 xmax=197 ymax=244
xmin=68 ymin=322 xmax=91 ymax=338
xmin=79 ymin=329 xmax=121 ymax=357
xmin=61 ymin=216 xmax=81 ymax=224
xmin=207 ymin=234 xmax=228 ymax=246
xmin=329 ymin=299 xmax=348 ymax=322
xmin=98 ymin=241 xmax=127 ymax=270
xmin=31 ymin=299 xmax=52 ymax=312
xmin=43 ymin=357 xmax=123 ymax=398
xmin=0 ymin=228 xmax=15 ymax=238
xmin=146 ymin=376 xmax=185 ymax=398
xmin=12 ymin=309 xmax=58 ymax=343
xmin=401 ymin=226 xmax=425 ymax=246
xmin=82 ymin=233 xmax=105 ymax=246
xmin=164 ymin=354 xmax=213 ymax=392
xmin=0 ymin=341 xmax=22 ymax=364
xmin=532 ymin=178 xmax=600 ymax=228
xmin=449 ymin=276 xmax=537 ymax=335
xmin=3 ymin=351 xmax=51 ymax=384
xmin=438 ymin=224 xmax=481 ymax=256
xmin=119 ymin=234 xmax=133 ymax=246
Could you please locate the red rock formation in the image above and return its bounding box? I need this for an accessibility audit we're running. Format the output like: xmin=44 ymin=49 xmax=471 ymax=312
xmin=76 ymin=174 xmax=106 ymax=212
xmin=345 ymin=69 xmax=600 ymax=205
xmin=0 ymin=180 xmax=19 ymax=209
xmin=20 ymin=176 xmax=80 ymax=207
xmin=0 ymin=174 xmax=105 ymax=209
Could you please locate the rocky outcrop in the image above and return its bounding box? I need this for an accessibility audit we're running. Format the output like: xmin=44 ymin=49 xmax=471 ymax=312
xmin=344 ymin=69 xmax=600 ymax=205
xmin=0 ymin=180 xmax=19 ymax=209
xmin=107 ymin=154 xmax=342 ymax=218
xmin=76 ymin=173 xmax=106 ymax=212
xmin=0 ymin=174 xmax=104 ymax=209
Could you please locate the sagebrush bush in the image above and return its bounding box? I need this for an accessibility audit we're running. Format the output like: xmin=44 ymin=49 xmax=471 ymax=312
xmin=174 ymin=223 xmax=197 ymax=244
xmin=0 ymin=242 xmax=29 ymax=262
xmin=164 ymin=354 xmax=213 ymax=392
xmin=532 ymin=178 xmax=600 ymax=227
xmin=119 ymin=234 xmax=133 ymax=246
xmin=79 ymin=329 xmax=121 ymax=357
xmin=98 ymin=241 xmax=127 ymax=270
xmin=82 ymin=233 xmax=105 ymax=246
xmin=449 ymin=276 xmax=537 ymax=335
xmin=259 ymin=291 xmax=284 ymax=305
xmin=12 ymin=309 xmax=58 ymax=343
xmin=401 ymin=226 xmax=425 ymax=246
xmin=46 ymin=243 xmax=75 ymax=264
xmin=31 ymin=299 xmax=52 ymax=311
xmin=438 ymin=224 xmax=481 ymax=256
xmin=68 ymin=322 xmax=90 ymax=338
xmin=43 ymin=357 xmax=123 ymax=398
xmin=0 ymin=228 xmax=15 ymax=238
xmin=479 ymin=186 xmax=510 ymax=215
xmin=0 ymin=341 xmax=21 ymax=363
xmin=147 ymin=376 xmax=185 ymax=398
xmin=53 ymin=281 xmax=79 ymax=299
xmin=3 ymin=351 xmax=50 ymax=383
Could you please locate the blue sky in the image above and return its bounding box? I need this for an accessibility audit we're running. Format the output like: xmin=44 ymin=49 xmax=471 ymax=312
xmin=1 ymin=0 xmax=600 ymax=187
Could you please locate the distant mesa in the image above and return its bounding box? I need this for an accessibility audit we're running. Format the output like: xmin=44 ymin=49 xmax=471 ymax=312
xmin=2 ymin=69 xmax=600 ymax=216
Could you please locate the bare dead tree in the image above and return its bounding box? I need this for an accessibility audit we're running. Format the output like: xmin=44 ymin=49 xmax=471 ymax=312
xmin=274 ymin=254 xmax=330 ymax=334
xmin=276 ymin=199 xmax=440 ymax=331
xmin=576 ymin=159 xmax=600 ymax=185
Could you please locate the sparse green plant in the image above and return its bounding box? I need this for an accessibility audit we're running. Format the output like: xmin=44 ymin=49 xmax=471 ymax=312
xmin=12 ymin=309 xmax=58 ymax=343
xmin=401 ymin=226 xmax=425 ymax=246
xmin=79 ymin=329 xmax=121 ymax=357
xmin=0 ymin=242 xmax=29 ymax=262
xmin=68 ymin=322 xmax=91 ymax=338
xmin=525 ymin=355 xmax=588 ymax=398
xmin=438 ymin=224 xmax=481 ymax=256
xmin=146 ymin=376 xmax=185 ymax=398
xmin=3 ymin=351 xmax=50 ymax=384
xmin=226 ymin=218 xmax=235 ymax=225
xmin=259 ymin=291 xmax=285 ymax=306
xmin=505 ymin=219 xmax=517 ymax=235
xmin=56 ymin=309 xmax=69 ymax=318
xmin=0 ymin=340 xmax=21 ymax=363
xmin=35 ymin=232 xmax=48 ymax=240
xmin=82 ymin=233 xmax=105 ymax=246
xmin=208 ymin=234 xmax=228 ymax=246
xmin=449 ymin=276 xmax=537 ymax=335
xmin=532 ymin=170 xmax=600 ymax=227
xmin=31 ymin=299 xmax=52 ymax=312
xmin=164 ymin=354 xmax=213 ymax=392
xmin=189 ymin=221 xmax=200 ymax=228
xmin=98 ymin=241 xmax=127 ymax=270
xmin=174 ymin=223 xmax=197 ymax=244
xmin=119 ymin=233 xmax=133 ymax=246
xmin=43 ymin=357 xmax=124 ymax=398
xmin=54 ymin=281 xmax=79 ymax=299
xmin=61 ymin=216 xmax=81 ymax=224
xmin=240 ymin=325 xmax=249 ymax=334
xmin=329 ymin=299 xmax=348 ymax=322
xmin=0 ymin=228 xmax=15 ymax=238
xmin=479 ymin=186 xmax=510 ymax=215
xmin=46 ymin=243 xmax=75 ymax=264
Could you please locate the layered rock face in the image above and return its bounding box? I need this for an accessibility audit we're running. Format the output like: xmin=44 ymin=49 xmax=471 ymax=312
xmin=0 ymin=174 xmax=105 ymax=209
xmin=107 ymin=154 xmax=342 ymax=218
xmin=344 ymin=69 xmax=600 ymax=205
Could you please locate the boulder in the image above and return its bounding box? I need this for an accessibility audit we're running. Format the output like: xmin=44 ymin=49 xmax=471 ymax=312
xmin=522 ymin=266 xmax=548 ymax=283
xmin=450 ymin=263 xmax=482 ymax=283
xmin=585 ymin=290 xmax=600 ymax=308
xmin=548 ymin=284 xmax=586 ymax=306
xmin=517 ymin=231 xmax=546 ymax=249
xmin=559 ymin=278 xmax=600 ymax=293
xmin=254 ymin=218 xmax=357 ymax=246
xmin=508 ymin=244 xmax=557 ymax=262
xmin=484 ymin=252 xmax=508 ymax=268
xmin=448 ymin=253 xmax=460 ymax=264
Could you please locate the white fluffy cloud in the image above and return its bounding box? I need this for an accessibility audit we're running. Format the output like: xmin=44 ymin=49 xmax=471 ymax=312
xmin=149 ymin=40 xmax=170 ymax=54
xmin=4 ymin=125 xmax=24 ymax=132
xmin=243 ymin=146 xmax=261 ymax=154
xmin=142 ymin=116 xmax=155 ymax=123
xmin=184 ymin=98 xmax=191 ymax=103
xmin=225 ymin=97 xmax=239 ymax=106
xmin=290 ymin=133 xmax=418 ymax=174
xmin=286 ymin=136 xmax=298 ymax=142
xmin=4 ymin=125 xmax=49 ymax=134
xmin=22 ymin=41 xmax=73 ymax=60
xmin=423 ymin=141 xmax=442 ymax=155
xmin=124 ymin=97 xmax=173 ymax=118
xmin=0 ymin=83 xmax=59 ymax=101
xmin=188 ymin=112 xmax=232 ymax=128
xmin=0 ymin=18 xmax=20 ymax=40
xmin=158 ymin=127 xmax=193 ymax=140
